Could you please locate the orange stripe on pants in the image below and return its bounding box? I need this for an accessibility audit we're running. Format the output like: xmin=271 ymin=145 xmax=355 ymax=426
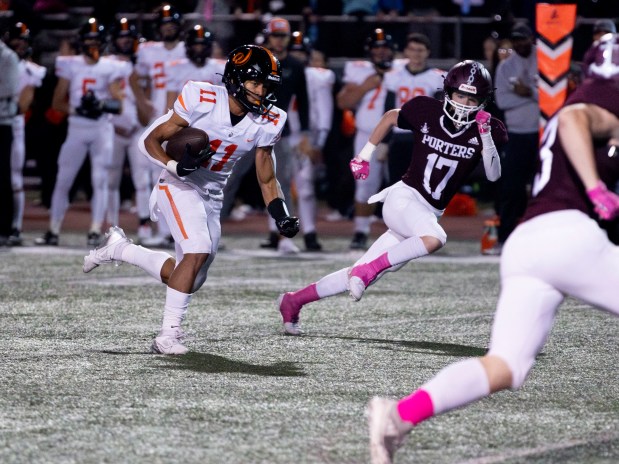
xmin=159 ymin=185 xmax=188 ymax=240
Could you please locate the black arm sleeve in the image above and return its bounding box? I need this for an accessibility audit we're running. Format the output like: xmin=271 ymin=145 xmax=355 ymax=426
xmin=385 ymin=90 xmax=396 ymax=112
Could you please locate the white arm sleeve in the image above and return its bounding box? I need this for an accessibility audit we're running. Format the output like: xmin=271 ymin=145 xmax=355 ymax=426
xmin=480 ymin=132 xmax=501 ymax=181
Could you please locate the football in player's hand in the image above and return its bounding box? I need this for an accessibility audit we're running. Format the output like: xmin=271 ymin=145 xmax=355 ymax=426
xmin=166 ymin=127 xmax=210 ymax=161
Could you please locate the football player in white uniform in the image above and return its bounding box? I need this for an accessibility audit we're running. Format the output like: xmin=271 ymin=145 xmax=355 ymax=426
xmin=337 ymin=29 xmax=398 ymax=250
xmin=286 ymin=31 xmax=336 ymax=251
xmin=278 ymin=61 xmax=505 ymax=336
xmin=383 ymin=33 xmax=445 ymax=185
xmin=165 ymin=24 xmax=225 ymax=111
xmin=105 ymin=18 xmax=152 ymax=240
xmin=83 ymin=45 xmax=299 ymax=355
xmin=35 ymin=18 xmax=125 ymax=246
xmin=5 ymin=22 xmax=46 ymax=246
xmin=130 ymin=4 xmax=186 ymax=247
xmin=366 ymin=34 xmax=619 ymax=464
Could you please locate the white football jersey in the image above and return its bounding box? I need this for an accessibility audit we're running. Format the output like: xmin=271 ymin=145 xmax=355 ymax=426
xmin=384 ymin=66 xmax=445 ymax=133
xmin=342 ymin=60 xmax=395 ymax=134
xmin=149 ymin=81 xmax=287 ymax=195
xmin=166 ymin=58 xmax=226 ymax=95
xmin=135 ymin=41 xmax=186 ymax=116
xmin=108 ymin=55 xmax=138 ymax=130
xmin=288 ymin=66 xmax=335 ymax=137
xmin=17 ymin=60 xmax=46 ymax=94
xmin=55 ymin=55 xmax=126 ymax=111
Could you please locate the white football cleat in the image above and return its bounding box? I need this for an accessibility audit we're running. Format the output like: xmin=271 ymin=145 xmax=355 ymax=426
xmin=367 ymin=397 xmax=412 ymax=464
xmin=83 ymin=226 xmax=131 ymax=273
xmin=278 ymin=237 xmax=300 ymax=255
xmin=150 ymin=328 xmax=189 ymax=355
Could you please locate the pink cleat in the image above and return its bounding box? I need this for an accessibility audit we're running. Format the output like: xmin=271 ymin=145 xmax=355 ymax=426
xmin=277 ymin=293 xmax=303 ymax=335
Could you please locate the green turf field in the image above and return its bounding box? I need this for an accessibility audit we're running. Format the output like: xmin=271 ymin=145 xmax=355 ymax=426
xmin=1 ymin=235 xmax=617 ymax=463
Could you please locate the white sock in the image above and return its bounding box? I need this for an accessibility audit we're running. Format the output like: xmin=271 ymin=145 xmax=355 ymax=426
xmin=354 ymin=216 xmax=372 ymax=234
xmin=386 ymin=236 xmax=428 ymax=267
xmin=120 ymin=244 xmax=171 ymax=282
xmin=13 ymin=190 xmax=24 ymax=230
xmin=420 ymin=358 xmax=490 ymax=415
xmin=315 ymin=268 xmax=349 ymax=298
xmin=160 ymin=287 xmax=191 ymax=335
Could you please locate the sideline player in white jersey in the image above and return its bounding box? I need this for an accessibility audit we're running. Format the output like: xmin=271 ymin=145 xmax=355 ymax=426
xmin=83 ymin=45 xmax=299 ymax=355
xmin=366 ymin=34 xmax=619 ymax=464
xmin=278 ymin=61 xmax=505 ymax=336
xmin=286 ymin=31 xmax=336 ymax=251
xmin=105 ymin=17 xmax=153 ymax=243
xmin=337 ymin=29 xmax=400 ymax=250
xmin=165 ymin=24 xmax=225 ymax=111
xmin=35 ymin=18 xmax=125 ymax=246
xmin=4 ymin=22 xmax=46 ymax=246
xmin=384 ymin=33 xmax=445 ymax=184
xmin=130 ymin=4 xmax=185 ymax=247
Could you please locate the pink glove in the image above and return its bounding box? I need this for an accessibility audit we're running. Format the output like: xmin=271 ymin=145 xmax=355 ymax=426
xmin=350 ymin=158 xmax=370 ymax=180
xmin=587 ymin=181 xmax=619 ymax=220
xmin=475 ymin=110 xmax=491 ymax=134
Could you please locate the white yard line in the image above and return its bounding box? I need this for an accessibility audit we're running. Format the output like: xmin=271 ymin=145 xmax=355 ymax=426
xmin=458 ymin=433 xmax=619 ymax=464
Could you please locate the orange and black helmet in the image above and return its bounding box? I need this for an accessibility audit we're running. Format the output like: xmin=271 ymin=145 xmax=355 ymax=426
xmin=185 ymin=24 xmax=213 ymax=65
xmin=223 ymin=45 xmax=282 ymax=115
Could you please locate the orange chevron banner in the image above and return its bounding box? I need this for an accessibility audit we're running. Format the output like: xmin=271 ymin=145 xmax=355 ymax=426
xmin=536 ymin=3 xmax=577 ymax=132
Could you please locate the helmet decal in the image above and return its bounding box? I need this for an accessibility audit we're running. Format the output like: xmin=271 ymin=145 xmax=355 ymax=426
xmin=232 ymin=50 xmax=252 ymax=66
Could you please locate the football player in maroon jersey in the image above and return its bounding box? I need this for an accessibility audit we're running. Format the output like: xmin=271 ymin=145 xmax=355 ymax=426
xmin=366 ymin=33 xmax=619 ymax=464
xmin=277 ymin=60 xmax=507 ymax=336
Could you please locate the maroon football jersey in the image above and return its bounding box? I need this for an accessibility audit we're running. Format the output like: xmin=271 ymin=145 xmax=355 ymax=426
xmin=523 ymin=79 xmax=619 ymax=221
xmin=397 ymin=96 xmax=508 ymax=210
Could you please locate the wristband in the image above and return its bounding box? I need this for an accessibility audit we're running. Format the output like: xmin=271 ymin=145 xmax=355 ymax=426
xmin=166 ymin=160 xmax=179 ymax=175
xmin=358 ymin=141 xmax=377 ymax=162
xmin=267 ymin=198 xmax=290 ymax=221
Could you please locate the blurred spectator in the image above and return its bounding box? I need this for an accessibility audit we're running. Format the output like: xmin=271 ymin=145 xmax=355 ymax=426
xmin=582 ymin=19 xmax=616 ymax=76
xmin=592 ymin=18 xmax=616 ymax=42
xmin=6 ymin=22 xmax=46 ymax=245
xmin=337 ymin=28 xmax=396 ymax=250
xmin=343 ymin=0 xmax=377 ymax=17
xmin=130 ymin=3 xmax=186 ymax=247
xmin=35 ymin=18 xmax=125 ymax=247
xmin=384 ymin=32 xmax=444 ymax=185
xmin=491 ymin=22 xmax=539 ymax=255
xmin=0 ymin=38 xmax=19 ymax=246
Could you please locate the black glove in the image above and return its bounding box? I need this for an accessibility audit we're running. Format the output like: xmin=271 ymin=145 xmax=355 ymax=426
xmin=176 ymin=143 xmax=215 ymax=177
xmin=267 ymin=198 xmax=300 ymax=238
xmin=76 ymin=90 xmax=103 ymax=119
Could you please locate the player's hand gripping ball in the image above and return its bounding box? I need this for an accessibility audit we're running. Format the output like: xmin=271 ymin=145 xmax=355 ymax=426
xmin=166 ymin=127 xmax=215 ymax=176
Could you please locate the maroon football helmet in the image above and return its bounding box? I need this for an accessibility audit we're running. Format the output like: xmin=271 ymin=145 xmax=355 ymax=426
xmin=443 ymin=60 xmax=493 ymax=126
xmin=586 ymin=33 xmax=619 ymax=83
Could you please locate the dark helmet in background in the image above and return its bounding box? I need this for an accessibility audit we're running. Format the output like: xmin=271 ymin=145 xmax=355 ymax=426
xmin=443 ymin=60 xmax=493 ymax=126
xmin=222 ymin=44 xmax=282 ymax=115
xmin=185 ymin=24 xmax=213 ymax=66
xmin=289 ymin=31 xmax=312 ymax=54
xmin=6 ymin=22 xmax=32 ymax=59
xmin=156 ymin=4 xmax=182 ymax=42
xmin=586 ymin=33 xmax=619 ymax=84
xmin=365 ymin=28 xmax=396 ymax=70
xmin=79 ymin=17 xmax=106 ymax=62
xmin=110 ymin=17 xmax=139 ymax=57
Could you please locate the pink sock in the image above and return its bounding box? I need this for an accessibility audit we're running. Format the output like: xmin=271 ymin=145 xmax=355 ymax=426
xmin=396 ymin=389 xmax=434 ymax=425
xmin=369 ymin=252 xmax=391 ymax=274
xmin=291 ymin=283 xmax=319 ymax=306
